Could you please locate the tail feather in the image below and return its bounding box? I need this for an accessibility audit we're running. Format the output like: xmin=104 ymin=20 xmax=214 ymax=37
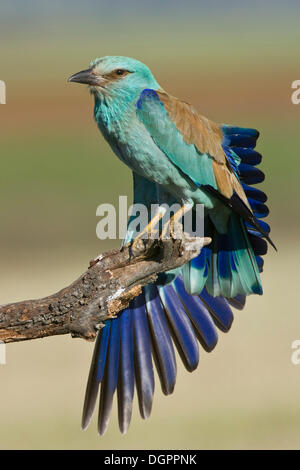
xmin=158 ymin=283 xmax=199 ymax=371
xmin=132 ymin=296 xmax=155 ymax=420
xmin=98 ymin=318 xmax=121 ymax=435
xmin=198 ymin=284 xmax=234 ymax=332
xmin=145 ymin=285 xmax=177 ymax=395
xmin=81 ymin=321 xmax=111 ymax=430
xmin=117 ymin=309 xmax=135 ymax=434
xmin=172 ymin=277 xmax=219 ymax=350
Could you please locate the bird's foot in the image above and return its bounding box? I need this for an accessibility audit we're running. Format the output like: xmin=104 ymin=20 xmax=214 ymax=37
xmin=126 ymin=208 xmax=167 ymax=258
xmin=161 ymin=203 xmax=193 ymax=242
xmin=161 ymin=218 xmax=184 ymax=242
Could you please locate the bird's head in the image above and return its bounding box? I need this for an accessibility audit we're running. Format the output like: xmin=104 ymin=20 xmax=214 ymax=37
xmin=68 ymin=56 xmax=160 ymax=101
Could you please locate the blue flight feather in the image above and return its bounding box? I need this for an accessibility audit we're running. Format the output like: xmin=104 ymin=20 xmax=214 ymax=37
xmin=132 ymin=295 xmax=155 ymax=420
xmin=245 ymin=219 xmax=270 ymax=234
xmin=223 ymin=133 xmax=258 ymax=148
xmin=81 ymin=321 xmax=111 ymax=430
xmin=248 ymin=234 xmax=268 ymax=256
xmin=247 ymin=198 xmax=269 ymax=217
xmin=173 ymin=276 xmax=219 ymax=351
xmin=158 ymin=284 xmax=199 ymax=371
xmin=231 ymin=147 xmax=262 ymax=166
xmin=223 ymin=124 xmax=273 ymax=275
xmin=98 ymin=318 xmax=121 ymax=435
xmin=239 ymin=163 xmax=265 ymax=184
xmin=199 ymin=287 xmax=234 ymax=332
xmin=117 ymin=308 xmax=135 ymax=434
xmin=222 ymin=125 xmax=259 ymax=138
xmin=243 ymin=184 xmax=268 ymax=203
xmin=145 ymin=285 xmax=177 ymax=395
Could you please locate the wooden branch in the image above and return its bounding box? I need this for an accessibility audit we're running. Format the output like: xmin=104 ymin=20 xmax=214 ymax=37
xmin=0 ymin=236 xmax=210 ymax=343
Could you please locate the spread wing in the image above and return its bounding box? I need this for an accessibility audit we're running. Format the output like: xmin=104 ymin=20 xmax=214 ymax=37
xmin=136 ymin=89 xmax=250 ymax=209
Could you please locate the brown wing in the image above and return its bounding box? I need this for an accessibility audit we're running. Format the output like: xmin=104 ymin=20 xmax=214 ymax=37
xmin=157 ymin=90 xmax=251 ymax=209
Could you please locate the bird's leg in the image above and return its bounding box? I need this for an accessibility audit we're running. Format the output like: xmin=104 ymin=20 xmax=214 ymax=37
xmin=161 ymin=203 xmax=193 ymax=241
xmin=129 ymin=205 xmax=167 ymax=253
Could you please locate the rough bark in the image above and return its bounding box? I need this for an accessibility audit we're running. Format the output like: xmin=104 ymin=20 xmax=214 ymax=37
xmin=0 ymin=236 xmax=210 ymax=343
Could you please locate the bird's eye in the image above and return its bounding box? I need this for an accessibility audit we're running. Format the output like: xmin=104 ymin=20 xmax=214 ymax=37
xmin=116 ymin=69 xmax=125 ymax=76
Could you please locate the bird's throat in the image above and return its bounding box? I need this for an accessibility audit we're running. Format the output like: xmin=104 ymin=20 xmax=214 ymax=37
xmin=93 ymin=91 xmax=138 ymax=139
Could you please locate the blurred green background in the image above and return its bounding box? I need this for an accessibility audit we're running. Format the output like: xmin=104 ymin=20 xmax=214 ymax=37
xmin=0 ymin=0 xmax=299 ymax=449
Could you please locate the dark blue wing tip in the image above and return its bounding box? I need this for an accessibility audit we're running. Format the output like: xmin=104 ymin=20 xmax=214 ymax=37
xmin=136 ymin=89 xmax=159 ymax=109
xmin=222 ymin=122 xmax=274 ymax=254
xmin=221 ymin=125 xmax=260 ymax=138
xmin=232 ymin=147 xmax=262 ymax=166
xmin=221 ymin=125 xmax=260 ymax=149
xmin=200 ymin=288 xmax=234 ymax=333
xmin=227 ymin=294 xmax=246 ymax=311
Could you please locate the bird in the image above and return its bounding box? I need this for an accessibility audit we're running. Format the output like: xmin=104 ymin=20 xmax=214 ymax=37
xmin=68 ymin=56 xmax=275 ymax=435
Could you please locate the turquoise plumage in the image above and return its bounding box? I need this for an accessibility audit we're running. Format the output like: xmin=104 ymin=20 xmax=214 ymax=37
xmin=68 ymin=56 xmax=274 ymax=434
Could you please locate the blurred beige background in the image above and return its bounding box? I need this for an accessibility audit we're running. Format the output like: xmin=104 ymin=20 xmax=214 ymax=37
xmin=0 ymin=0 xmax=299 ymax=449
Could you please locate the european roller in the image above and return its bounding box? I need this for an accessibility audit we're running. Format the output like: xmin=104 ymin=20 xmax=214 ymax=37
xmin=68 ymin=56 xmax=275 ymax=435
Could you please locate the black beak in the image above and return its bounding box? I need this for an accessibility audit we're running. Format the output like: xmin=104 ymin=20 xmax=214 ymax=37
xmin=68 ymin=68 xmax=101 ymax=86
